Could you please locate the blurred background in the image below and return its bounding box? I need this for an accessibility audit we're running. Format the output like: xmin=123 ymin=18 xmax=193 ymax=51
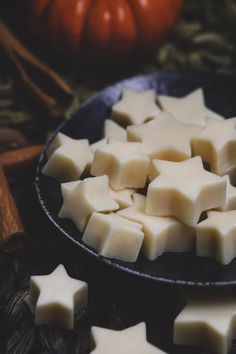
xmin=0 ymin=0 xmax=236 ymax=147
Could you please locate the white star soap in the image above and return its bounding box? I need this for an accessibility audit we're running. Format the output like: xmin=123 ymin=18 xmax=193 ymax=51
xmin=29 ymin=264 xmax=88 ymax=330
xmin=47 ymin=132 xmax=74 ymax=157
xmin=83 ymin=212 xmax=144 ymax=262
xmin=191 ymin=117 xmax=236 ymax=175
xmin=127 ymin=113 xmax=202 ymax=161
xmin=104 ymin=120 xmax=127 ymax=141
xmin=91 ymin=138 xmax=107 ymax=153
xmin=61 ymin=180 xmax=134 ymax=210
xmin=111 ymin=87 xmax=160 ymax=126
xmin=146 ymin=157 xmax=226 ymax=227
xmin=59 ymin=176 xmax=119 ymax=232
xmin=118 ymin=194 xmax=195 ymax=260
xmin=90 ymin=140 xmax=150 ymax=190
xmin=90 ymin=322 xmax=166 ymax=354
xmin=196 ymin=210 xmax=236 ymax=264
xmin=109 ymin=187 xmax=135 ymax=209
xmin=42 ymin=139 xmax=92 ymax=182
xmin=217 ymin=175 xmax=236 ymax=211
xmin=158 ymin=88 xmax=223 ymax=126
xmin=174 ymin=295 xmax=236 ymax=354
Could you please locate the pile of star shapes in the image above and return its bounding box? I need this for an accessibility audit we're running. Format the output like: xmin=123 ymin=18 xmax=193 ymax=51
xmin=43 ymin=87 xmax=236 ymax=265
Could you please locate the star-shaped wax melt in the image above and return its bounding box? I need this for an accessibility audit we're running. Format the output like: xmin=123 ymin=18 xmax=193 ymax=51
xmin=217 ymin=175 xmax=236 ymax=211
xmin=104 ymin=120 xmax=127 ymax=141
xmin=111 ymin=87 xmax=160 ymax=126
xmin=191 ymin=117 xmax=236 ymax=175
xmin=174 ymin=294 xmax=236 ymax=354
xmin=91 ymin=138 xmax=107 ymax=153
xmin=127 ymin=113 xmax=202 ymax=161
xmin=90 ymin=140 xmax=150 ymax=190
xmin=83 ymin=212 xmax=144 ymax=262
xmin=59 ymin=176 xmax=119 ymax=232
xmin=29 ymin=264 xmax=88 ymax=330
xmin=109 ymin=187 xmax=135 ymax=209
xmin=43 ymin=137 xmax=92 ymax=182
xmin=61 ymin=180 xmax=134 ymax=209
xmin=196 ymin=210 xmax=236 ymax=264
xmin=90 ymin=322 xmax=166 ymax=354
xmin=146 ymin=157 xmax=226 ymax=227
xmin=158 ymin=88 xmax=223 ymax=126
xmin=118 ymin=194 xmax=195 ymax=260
xmin=47 ymin=132 xmax=74 ymax=157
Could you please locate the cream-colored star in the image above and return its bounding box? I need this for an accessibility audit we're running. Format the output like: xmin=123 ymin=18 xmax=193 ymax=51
xmin=118 ymin=193 xmax=195 ymax=260
xmin=43 ymin=132 xmax=92 ymax=182
xmin=191 ymin=116 xmax=236 ymax=175
xmin=90 ymin=322 xmax=166 ymax=354
xmin=127 ymin=113 xmax=202 ymax=160
xmin=59 ymin=176 xmax=119 ymax=232
xmin=111 ymin=87 xmax=160 ymax=126
xmin=196 ymin=210 xmax=236 ymax=264
xmin=61 ymin=180 xmax=135 ymax=209
xmin=83 ymin=212 xmax=144 ymax=262
xmin=174 ymin=294 xmax=236 ymax=354
xmin=216 ymin=175 xmax=236 ymax=211
xmin=29 ymin=264 xmax=88 ymax=330
xmin=146 ymin=157 xmax=226 ymax=226
xmin=104 ymin=120 xmax=127 ymax=141
xmin=90 ymin=140 xmax=150 ymax=190
xmin=158 ymin=88 xmax=223 ymax=126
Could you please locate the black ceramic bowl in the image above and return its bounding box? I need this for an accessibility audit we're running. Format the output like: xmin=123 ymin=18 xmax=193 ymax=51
xmin=35 ymin=70 xmax=236 ymax=287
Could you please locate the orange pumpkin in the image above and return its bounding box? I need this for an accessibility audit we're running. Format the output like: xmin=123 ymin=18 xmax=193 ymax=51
xmin=30 ymin=0 xmax=183 ymax=58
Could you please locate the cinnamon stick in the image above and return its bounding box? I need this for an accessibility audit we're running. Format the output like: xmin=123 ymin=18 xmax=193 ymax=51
xmin=0 ymin=145 xmax=44 ymax=171
xmin=0 ymin=167 xmax=24 ymax=243
xmin=0 ymin=20 xmax=74 ymax=116
xmin=0 ymin=144 xmax=44 ymax=245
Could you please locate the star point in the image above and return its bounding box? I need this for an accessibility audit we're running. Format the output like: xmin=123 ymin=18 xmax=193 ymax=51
xmin=191 ymin=117 xmax=236 ymax=175
xmin=112 ymin=87 xmax=160 ymax=126
xmin=196 ymin=209 xmax=236 ymax=264
xmin=158 ymin=88 xmax=223 ymax=126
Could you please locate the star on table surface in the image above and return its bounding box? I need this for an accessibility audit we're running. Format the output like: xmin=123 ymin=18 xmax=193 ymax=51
xmin=29 ymin=264 xmax=88 ymax=330
xmin=111 ymin=87 xmax=161 ymax=126
xmin=174 ymin=294 xmax=236 ymax=354
xmin=158 ymin=88 xmax=223 ymax=126
xmin=90 ymin=322 xmax=166 ymax=354
xmin=59 ymin=175 xmax=119 ymax=232
xmin=127 ymin=113 xmax=202 ymax=161
xmin=118 ymin=193 xmax=195 ymax=260
xmin=191 ymin=117 xmax=236 ymax=175
xmin=146 ymin=156 xmax=226 ymax=226
xmin=196 ymin=209 xmax=236 ymax=264
xmin=90 ymin=140 xmax=150 ymax=190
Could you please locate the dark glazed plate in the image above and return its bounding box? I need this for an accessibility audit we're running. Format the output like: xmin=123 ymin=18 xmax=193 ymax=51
xmin=36 ymin=70 xmax=236 ymax=287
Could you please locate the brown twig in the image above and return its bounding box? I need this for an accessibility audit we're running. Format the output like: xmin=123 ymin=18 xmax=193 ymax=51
xmin=0 ymin=144 xmax=44 ymax=245
xmin=0 ymin=167 xmax=24 ymax=243
xmin=0 ymin=19 xmax=74 ymax=116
